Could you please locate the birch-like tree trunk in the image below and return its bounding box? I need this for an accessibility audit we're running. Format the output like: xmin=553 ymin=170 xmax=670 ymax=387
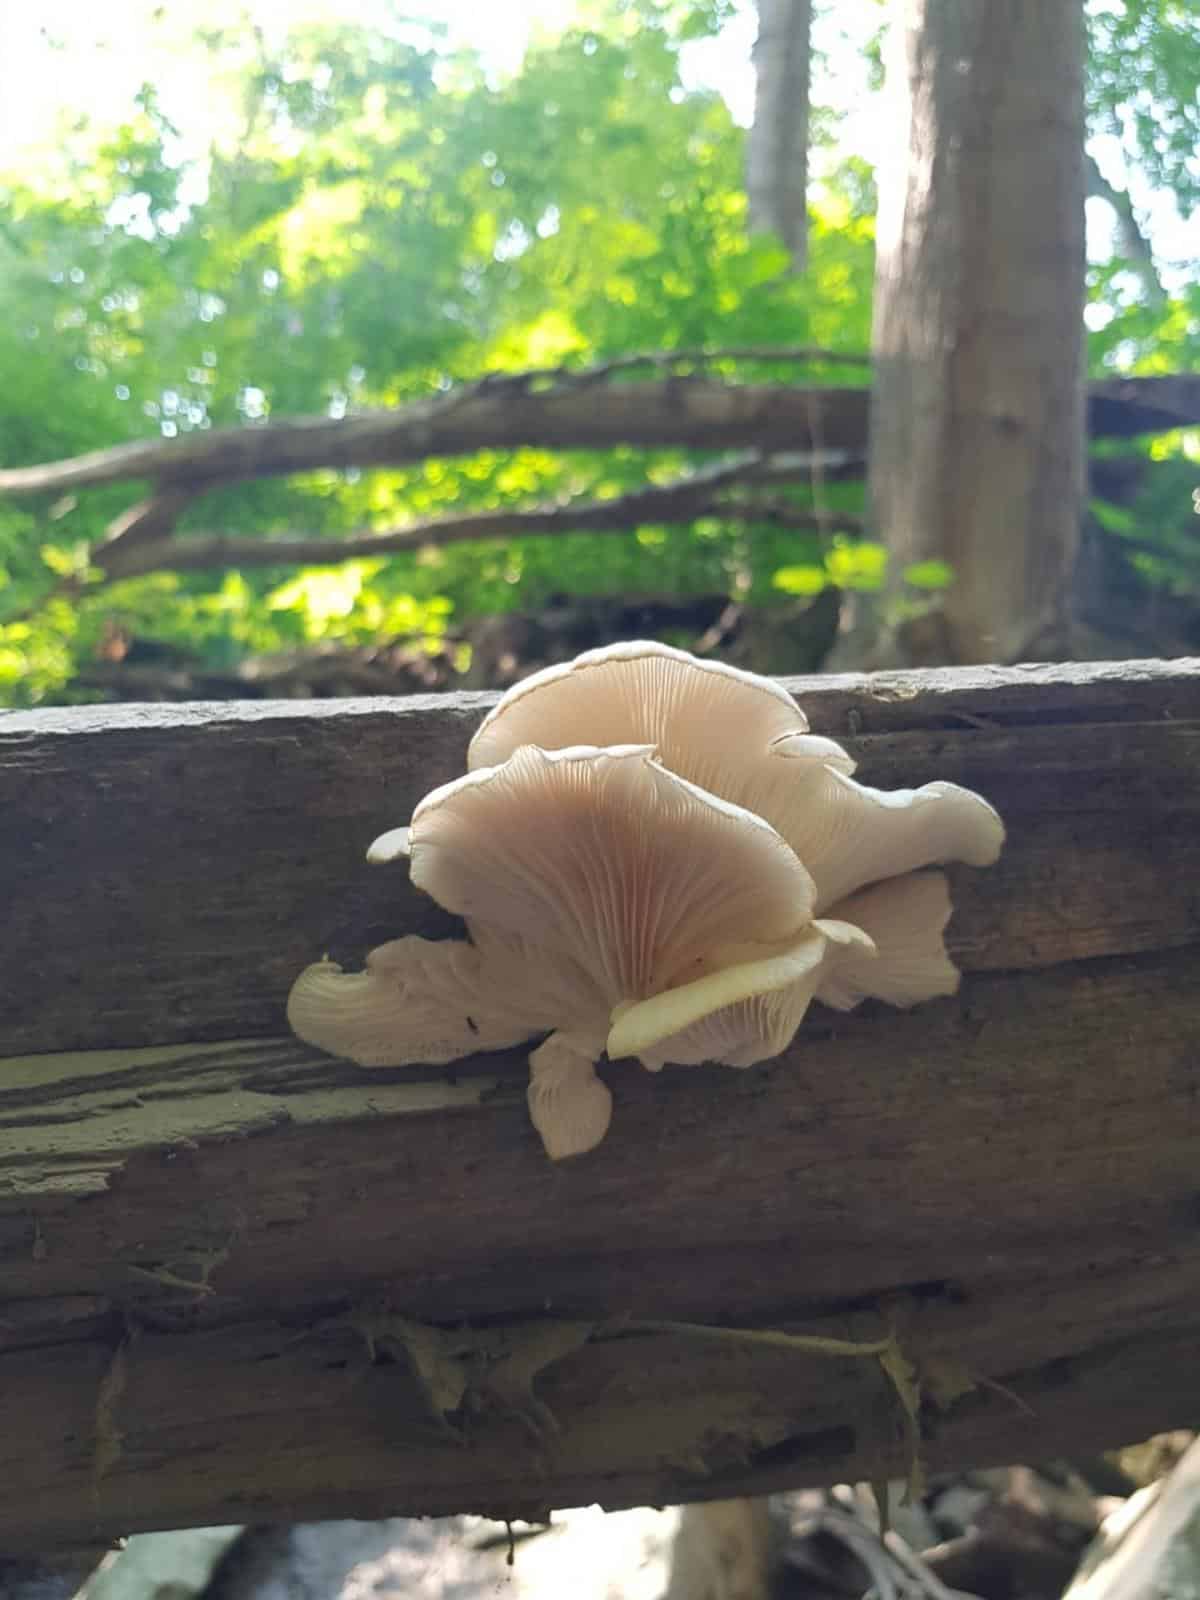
xmin=861 ymin=0 xmax=1087 ymax=666
xmin=747 ymin=0 xmax=812 ymax=269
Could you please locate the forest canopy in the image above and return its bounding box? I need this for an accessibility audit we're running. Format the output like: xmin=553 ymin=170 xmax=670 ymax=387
xmin=0 ymin=0 xmax=1197 ymax=703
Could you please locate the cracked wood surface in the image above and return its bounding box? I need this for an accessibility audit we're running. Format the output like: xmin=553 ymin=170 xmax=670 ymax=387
xmin=0 ymin=658 xmax=1199 ymax=1548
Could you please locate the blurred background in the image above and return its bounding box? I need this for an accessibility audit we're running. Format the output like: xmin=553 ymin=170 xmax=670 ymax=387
xmin=0 ymin=0 xmax=1196 ymax=708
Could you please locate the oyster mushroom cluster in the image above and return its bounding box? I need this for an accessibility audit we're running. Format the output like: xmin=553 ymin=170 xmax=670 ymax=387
xmin=288 ymin=642 xmax=1003 ymax=1159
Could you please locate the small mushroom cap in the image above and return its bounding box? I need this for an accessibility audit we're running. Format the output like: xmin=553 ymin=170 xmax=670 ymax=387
xmin=749 ymin=768 xmax=1006 ymax=912
xmin=468 ymin=640 xmax=810 ymax=795
xmin=527 ymin=1033 xmax=613 ymax=1160
xmin=366 ymin=826 xmax=411 ymax=865
xmin=286 ymin=937 xmax=531 ymax=1066
xmin=815 ymin=870 xmax=961 ymax=1011
xmin=407 ymin=742 xmax=817 ymax=1007
xmin=606 ymin=927 xmax=831 ymax=1063
xmin=612 ymin=920 xmax=875 ymax=1071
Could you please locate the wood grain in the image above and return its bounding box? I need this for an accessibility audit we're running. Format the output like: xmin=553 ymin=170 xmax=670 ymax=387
xmin=1 ymin=658 xmax=1199 ymax=1546
xmin=3 ymin=659 xmax=1198 ymax=1054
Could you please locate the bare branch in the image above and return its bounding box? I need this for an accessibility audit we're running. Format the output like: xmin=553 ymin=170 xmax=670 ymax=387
xmin=1085 ymin=153 xmax=1165 ymax=303
xmin=0 ymin=379 xmax=876 ymax=498
xmin=99 ymin=487 xmax=199 ymax=550
xmin=97 ymin=457 xmax=863 ymax=585
xmin=499 ymin=345 xmax=872 ymax=386
xmin=0 ymin=365 xmax=1194 ymax=509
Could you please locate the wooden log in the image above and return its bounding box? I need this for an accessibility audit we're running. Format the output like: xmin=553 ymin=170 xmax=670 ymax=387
xmin=1 ymin=659 xmax=1199 ymax=1550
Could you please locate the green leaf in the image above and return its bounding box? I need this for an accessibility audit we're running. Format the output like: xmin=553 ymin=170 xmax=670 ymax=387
xmin=902 ymin=559 xmax=954 ymax=591
xmin=826 ymin=539 xmax=888 ymax=591
xmin=772 ymin=564 xmax=829 ymax=597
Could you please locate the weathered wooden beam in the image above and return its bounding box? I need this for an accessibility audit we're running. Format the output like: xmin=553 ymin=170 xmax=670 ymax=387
xmin=1 ymin=659 xmax=1199 ymax=1550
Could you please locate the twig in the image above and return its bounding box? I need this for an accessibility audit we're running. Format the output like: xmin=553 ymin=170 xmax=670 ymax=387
xmin=884 ymin=1527 xmax=972 ymax=1600
xmin=476 ymin=346 xmax=872 ymax=393
xmin=602 ymin=1318 xmax=892 ymax=1359
xmin=1085 ymin=154 xmax=1165 ymax=304
xmin=82 ymin=457 xmax=859 ymax=587
xmin=98 ymin=488 xmax=198 ymax=553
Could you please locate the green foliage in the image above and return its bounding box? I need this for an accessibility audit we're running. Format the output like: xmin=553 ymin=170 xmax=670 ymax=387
xmin=1087 ymin=0 xmax=1200 ymax=217
xmin=0 ymin=0 xmax=1197 ymax=701
xmin=772 ymin=547 xmax=955 ymax=601
xmin=0 ymin=2 xmax=879 ymax=701
xmin=901 ymin=559 xmax=954 ymax=591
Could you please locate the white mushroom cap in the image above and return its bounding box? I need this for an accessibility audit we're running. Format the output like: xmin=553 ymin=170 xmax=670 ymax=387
xmin=745 ymin=765 xmax=1005 ymax=912
xmin=365 ymin=826 xmax=411 ymax=865
xmin=464 ymin=640 xmax=1003 ymax=910
xmin=607 ymin=926 xmax=830 ymax=1064
xmin=286 ymin=936 xmax=531 ymax=1066
xmin=468 ymin=640 xmax=810 ymax=797
xmin=406 ymin=742 xmax=817 ymax=1008
xmin=611 ymin=920 xmax=875 ymax=1071
xmin=815 ymin=871 xmax=961 ymax=1011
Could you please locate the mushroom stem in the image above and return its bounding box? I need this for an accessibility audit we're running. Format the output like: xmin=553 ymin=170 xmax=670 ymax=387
xmin=527 ymin=1034 xmax=613 ymax=1161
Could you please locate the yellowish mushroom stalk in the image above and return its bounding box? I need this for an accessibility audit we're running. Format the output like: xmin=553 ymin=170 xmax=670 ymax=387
xmin=288 ymin=641 xmax=1004 ymax=1160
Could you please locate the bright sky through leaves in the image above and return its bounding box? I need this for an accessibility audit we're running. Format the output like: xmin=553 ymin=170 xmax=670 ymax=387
xmin=3 ymin=0 xmax=1194 ymax=278
xmin=0 ymin=0 xmax=747 ymax=161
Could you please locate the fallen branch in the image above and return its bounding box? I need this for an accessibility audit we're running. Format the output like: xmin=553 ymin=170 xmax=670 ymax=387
xmin=1 ymin=368 xmax=1195 ymax=499
xmin=101 ymin=503 xmax=859 ymax=583
xmin=0 ymin=453 xmax=858 ymax=618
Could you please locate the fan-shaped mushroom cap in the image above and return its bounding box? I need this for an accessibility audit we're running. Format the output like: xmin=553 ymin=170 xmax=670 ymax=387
xmin=815 ymin=871 xmax=961 ymax=1011
xmin=468 ymin=640 xmax=810 ymax=797
xmin=746 ymin=762 xmax=1005 ymax=911
xmin=465 ymin=641 xmax=1003 ymax=910
xmin=286 ymin=936 xmax=531 ymax=1066
xmin=407 ymin=742 xmax=817 ymax=1008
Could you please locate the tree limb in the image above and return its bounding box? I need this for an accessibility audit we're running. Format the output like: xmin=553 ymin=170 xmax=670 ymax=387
xmin=0 ymin=351 xmax=871 ymax=498
xmin=1085 ymin=153 xmax=1165 ymax=303
xmin=98 ymin=465 xmax=862 ymax=585
xmin=0 ymin=370 xmax=1194 ymax=503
